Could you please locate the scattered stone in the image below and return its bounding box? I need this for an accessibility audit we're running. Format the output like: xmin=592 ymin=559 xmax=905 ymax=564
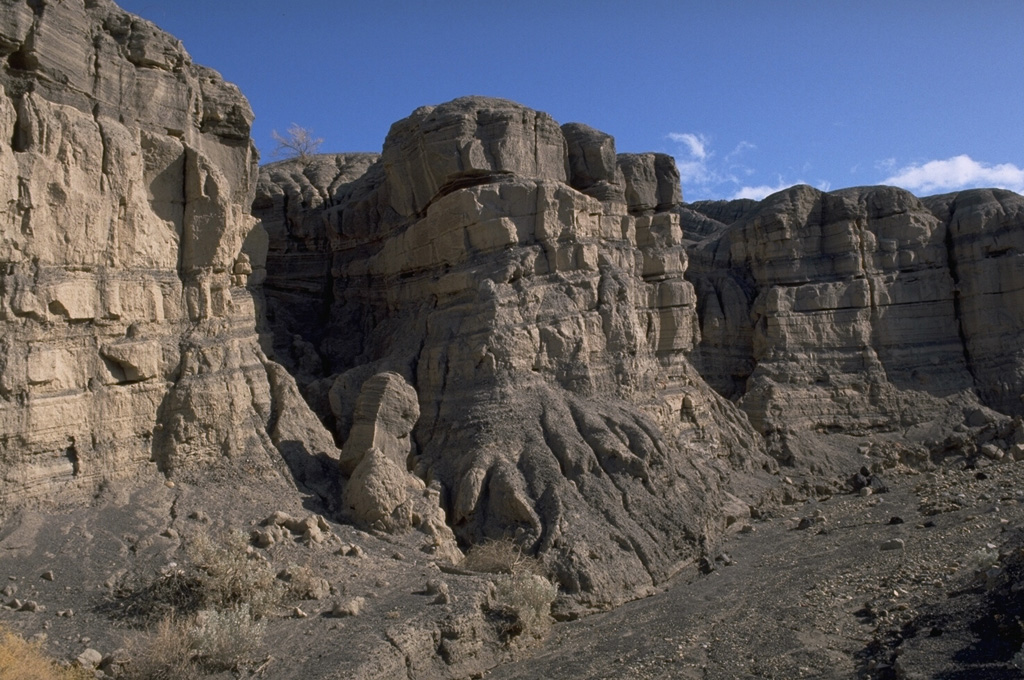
xmin=263 ymin=510 xmax=294 ymax=527
xmin=2 ymin=585 xmax=16 ymax=597
xmin=160 ymin=528 xmax=178 ymax=540
xmin=888 ymin=517 xmax=905 ymax=525
xmin=188 ymin=510 xmax=211 ymax=523
xmin=19 ymin=600 xmax=42 ymax=612
xmin=76 ymin=648 xmax=103 ymax=670
xmin=426 ymin=579 xmax=451 ymax=604
xmin=880 ymin=539 xmax=905 ymax=552
xmin=797 ymin=516 xmax=825 ymax=530
xmin=336 ymin=544 xmax=365 ymax=558
xmin=331 ymin=597 xmax=365 ymax=617
xmin=293 ymin=607 xmax=308 ymax=618
xmin=40 ymin=570 xmax=54 ymax=581
xmin=164 ymin=481 xmax=175 ymax=489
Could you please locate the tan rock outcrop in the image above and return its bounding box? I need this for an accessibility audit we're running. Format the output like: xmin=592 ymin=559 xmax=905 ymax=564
xmin=686 ymin=184 xmax=1024 ymax=467
xmin=0 ymin=0 xmax=337 ymax=510
xmin=254 ymin=96 xmax=772 ymax=609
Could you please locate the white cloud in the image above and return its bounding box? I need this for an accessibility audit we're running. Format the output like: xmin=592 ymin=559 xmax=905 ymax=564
xmin=882 ymin=155 xmax=1024 ymax=195
xmin=726 ymin=141 xmax=756 ymax=161
xmin=729 ymin=181 xmax=797 ymax=201
xmin=668 ymin=132 xmax=708 ymax=161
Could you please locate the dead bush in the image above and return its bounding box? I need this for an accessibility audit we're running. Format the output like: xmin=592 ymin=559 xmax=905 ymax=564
xmin=121 ymin=615 xmax=198 ymax=680
xmin=186 ymin=529 xmax=281 ymax=616
xmin=123 ymin=604 xmax=265 ymax=678
xmin=278 ymin=564 xmax=330 ymax=601
xmin=461 ymin=538 xmax=545 ymax=576
xmin=0 ymin=625 xmax=92 ymax=680
xmin=189 ymin=605 xmax=265 ymax=672
xmin=490 ymin=573 xmax=558 ymax=641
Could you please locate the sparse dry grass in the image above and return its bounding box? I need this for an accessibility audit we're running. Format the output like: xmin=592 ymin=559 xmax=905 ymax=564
xmin=187 ymin=529 xmax=280 ymax=616
xmin=123 ymin=605 xmax=265 ymax=679
xmin=490 ymin=572 xmax=558 ymax=641
xmin=461 ymin=538 xmax=546 ymax=576
xmin=189 ymin=605 xmax=265 ymax=671
xmin=122 ymin=615 xmax=198 ymax=680
xmin=0 ymin=625 xmax=92 ymax=680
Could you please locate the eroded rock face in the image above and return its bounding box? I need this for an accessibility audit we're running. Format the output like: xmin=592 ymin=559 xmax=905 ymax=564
xmin=0 ymin=0 xmax=335 ymax=509
xmin=686 ymin=184 xmax=1024 ymax=465
xmin=255 ymin=97 xmax=772 ymax=609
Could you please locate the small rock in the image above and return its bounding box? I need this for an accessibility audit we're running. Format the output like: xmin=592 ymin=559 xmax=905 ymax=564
xmin=164 ymin=480 xmax=175 ymax=489
xmin=2 ymin=585 xmax=16 ymax=597
xmin=302 ymin=526 xmax=325 ymax=544
xmin=740 ymin=525 xmax=755 ymax=534
xmin=40 ymin=570 xmax=54 ymax=581
xmin=76 ymin=648 xmax=103 ymax=669
xmin=859 ymin=487 xmax=873 ymax=497
xmin=336 ymin=543 xmax=365 ymax=558
xmin=251 ymin=529 xmax=275 ymax=548
xmin=888 ymin=517 xmax=904 ymax=525
xmin=188 ymin=510 xmax=210 ymax=523
xmin=880 ymin=538 xmax=905 ymax=552
xmin=160 ymin=528 xmax=178 ymax=540
xmin=797 ymin=516 xmax=824 ymax=530
xmin=331 ymin=597 xmax=365 ymax=617
xmin=263 ymin=510 xmax=294 ymax=527
xmin=19 ymin=600 xmax=41 ymax=612
xmin=426 ymin=579 xmax=451 ymax=604
xmin=57 ymin=609 xmax=74 ymax=617
xmin=293 ymin=606 xmax=308 ymax=618
xmin=981 ymin=444 xmax=1004 ymax=461
xmin=698 ymin=557 xmax=715 ymax=575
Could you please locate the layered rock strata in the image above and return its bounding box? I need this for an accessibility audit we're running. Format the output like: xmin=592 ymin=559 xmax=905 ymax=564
xmin=0 ymin=0 xmax=335 ymax=510
xmin=254 ymin=97 xmax=771 ymax=609
xmin=686 ymin=185 xmax=1024 ymax=465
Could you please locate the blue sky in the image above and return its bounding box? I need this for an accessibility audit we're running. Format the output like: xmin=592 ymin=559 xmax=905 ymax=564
xmin=117 ymin=0 xmax=1023 ymax=201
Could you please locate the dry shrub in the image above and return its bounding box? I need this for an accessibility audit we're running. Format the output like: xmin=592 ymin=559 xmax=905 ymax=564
xmin=189 ymin=605 xmax=265 ymax=671
xmin=461 ymin=538 xmax=545 ymax=576
xmin=123 ymin=615 xmax=198 ymax=680
xmin=0 ymin=626 xmax=92 ymax=680
xmin=112 ymin=528 xmax=280 ymax=624
xmin=123 ymin=605 xmax=265 ymax=678
xmin=279 ymin=564 xmax=330 ymax=601
xmin=490 ymin=573 xmax=558 ymax=641
xmin=186 ymin=529 xmax=280 ymax=616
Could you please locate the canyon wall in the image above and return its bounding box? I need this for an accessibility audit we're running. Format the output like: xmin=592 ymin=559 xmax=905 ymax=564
xmin=0 ymin=0 xmax=335 ymax=511
xmin=254 ymin=98 xmax=772 ymax=609
xmin=685 ymin=185 xmax=1024 ymax=464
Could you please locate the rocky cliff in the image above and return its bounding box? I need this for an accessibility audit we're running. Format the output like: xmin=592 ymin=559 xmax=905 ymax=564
xmin=685 ymin=184 xmax=1024 ymax=466
xmin=254 ymin=97 xmax=772 ymax=609
xmin=0 ymin=0 xmax=335 ymax=512
xmin=6 ymin=0 xmax=1024 ymax=624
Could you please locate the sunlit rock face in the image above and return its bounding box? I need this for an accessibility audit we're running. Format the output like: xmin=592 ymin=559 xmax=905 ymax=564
xmin=685 ymin=184 xmax=1024 ymax=463
xmin=0 ymin=0 xmax=336 ymax=511
xmin=255 ymin=96 xmax=771 ymax=609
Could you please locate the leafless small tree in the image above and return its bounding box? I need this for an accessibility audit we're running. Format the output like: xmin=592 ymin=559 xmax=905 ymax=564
xmin=270 ymin=123 xmax=323 ymax=161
